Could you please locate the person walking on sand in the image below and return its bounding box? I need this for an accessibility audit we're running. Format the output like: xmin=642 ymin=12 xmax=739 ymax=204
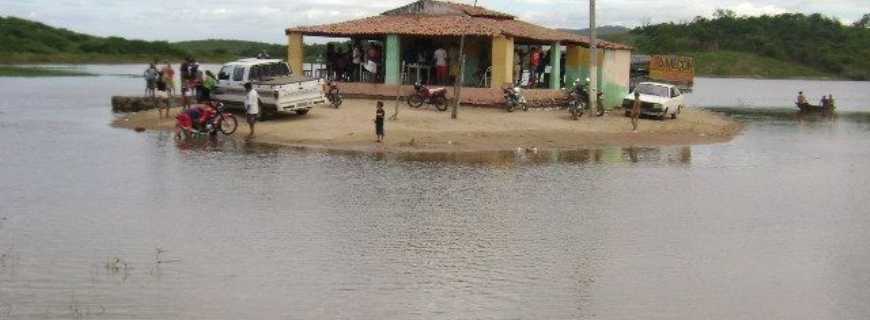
xmin=631 ymin=91 xmax=642 ymax=132
xmin=244 ymin=83 xmax=260 ymax=138
xmin=374 ymin=101 xmax=385 ymax=143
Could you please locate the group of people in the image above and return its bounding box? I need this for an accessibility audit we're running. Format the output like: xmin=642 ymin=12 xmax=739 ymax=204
xmin=144 ymin=59 xmax=220 ymax=119
xmin=174 ymin=82 xmax=261 ymax=139
xmin=513 ymin=46 xmax=565 ymax=88
xmin=324 ymin=41 xmax=384 ymax=82
xmin=143 ymin=59 xmax=260 ymax=138
xmin=797 ymin=91 xmax=836 ymax=108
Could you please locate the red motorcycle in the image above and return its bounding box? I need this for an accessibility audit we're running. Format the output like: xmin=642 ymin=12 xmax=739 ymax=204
xmin=407 ymin=82 xmax=449 ymax=111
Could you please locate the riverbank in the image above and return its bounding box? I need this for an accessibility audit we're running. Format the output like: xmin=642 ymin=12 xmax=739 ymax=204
xmin=0 ymin=65 xmax=95 ymax=77
xmin=690 ymin=51 xmax=840 ymax=80
xmin=114 ymin=99 xmax=742 ymax=153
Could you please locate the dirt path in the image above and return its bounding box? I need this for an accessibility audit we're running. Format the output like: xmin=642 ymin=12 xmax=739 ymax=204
xmin=114 ymin=99 xmax=743 ymax=153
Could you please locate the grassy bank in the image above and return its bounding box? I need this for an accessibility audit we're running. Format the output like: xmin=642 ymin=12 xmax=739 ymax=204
xmin=687 ymin=51 xmax=836 ymax=79
xmin=0 ymin=65 xmax=95 ymax=77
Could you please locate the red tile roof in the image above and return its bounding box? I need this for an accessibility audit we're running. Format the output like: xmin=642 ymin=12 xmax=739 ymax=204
xmin=381 ymin=0 xmax=514 ymax=19
xmin=286 ymin=0 xmax=632 ymax=50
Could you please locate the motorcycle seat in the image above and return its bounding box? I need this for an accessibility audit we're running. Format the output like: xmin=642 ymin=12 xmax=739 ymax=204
xmin=429 ymin=88 xmax=447 ymax=94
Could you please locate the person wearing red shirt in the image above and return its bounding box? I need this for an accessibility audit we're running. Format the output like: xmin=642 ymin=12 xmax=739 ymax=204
xmin=529 ymin=47 xmax=541 ymax=87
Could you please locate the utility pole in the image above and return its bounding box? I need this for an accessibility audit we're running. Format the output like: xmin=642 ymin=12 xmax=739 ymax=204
xmin=588 ymin=0 xmax=598 ymax=111
xmin=453 ymin=33 xmax=465 ymax=120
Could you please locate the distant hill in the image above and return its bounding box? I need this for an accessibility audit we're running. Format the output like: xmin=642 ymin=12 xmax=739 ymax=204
xmin=561 ymin=25 xmax=631 ymax=35
xmin=0 ymin=16 xmax=326 ymax=63
xmin=0 ymin=16 xmax=186 ymax=63
xmin=630 ymin=10 xmax=870 ymax=80
xmin=175 ymin=39 xmax=327 ymax=63
xmin=561 ymin=26 xmax=636 ymax=46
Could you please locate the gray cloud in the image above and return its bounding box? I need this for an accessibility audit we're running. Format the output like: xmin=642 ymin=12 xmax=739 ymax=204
xmin=1 ymin=0 xmax=867 ymax=43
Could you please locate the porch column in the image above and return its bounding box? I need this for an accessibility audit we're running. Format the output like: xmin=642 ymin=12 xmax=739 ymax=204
xmin=287 ymin=32 xmax=304 ymax=76
xmin=490 ymin=35 xmax=514 ymax=88
xmin=385 ymin=34 xmax=401 ymax=85
xmin=549 ymin=42 xmax=562 ymax=89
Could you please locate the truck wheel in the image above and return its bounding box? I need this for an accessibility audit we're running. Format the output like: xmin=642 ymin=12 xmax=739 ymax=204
xmin=671 ymin=105 xmax=682 ymax=120
xmin=259 ymin=100 xmax=277 ymax=120
xmin=296 ymin=109 xmax=310 ymax=116
xmin=660 ymin=108 xmax=669 ymax=121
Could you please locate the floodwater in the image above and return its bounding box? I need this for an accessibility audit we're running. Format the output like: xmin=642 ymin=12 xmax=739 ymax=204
xmin=1 ymin=66 xmax=870 ymax=319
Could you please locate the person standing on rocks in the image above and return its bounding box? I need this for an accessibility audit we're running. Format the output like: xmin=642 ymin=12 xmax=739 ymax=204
xmin=244 ymin=82 xmax=260 ymax=138
xmin=144 ymin=64 xmax=159 ymax=98
xmin=161 ymin=63 xmax=175 ymax=98
xmin=374 ymin=101 xmax=385 ymax=143
xmin=631 ymin=91 xmax=642 ymax=132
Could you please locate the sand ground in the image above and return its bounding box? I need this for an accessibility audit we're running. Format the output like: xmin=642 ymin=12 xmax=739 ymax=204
xmin=114 ymin=99 xmax=743 ymax=153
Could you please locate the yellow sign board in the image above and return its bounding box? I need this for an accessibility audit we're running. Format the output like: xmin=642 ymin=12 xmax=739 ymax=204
xmin=649 ymin=55 xmax=695 ymax=85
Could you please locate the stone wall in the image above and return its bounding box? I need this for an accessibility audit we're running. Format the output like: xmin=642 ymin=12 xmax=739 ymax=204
xmin=111 ymin=96 xmax=182 ymax=112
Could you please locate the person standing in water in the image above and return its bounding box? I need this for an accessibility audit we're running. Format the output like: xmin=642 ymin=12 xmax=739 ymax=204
xmin=374 ymin=101 xmax=385 ymax=143
xmin=631 ymin=91 xmax=642 ymax=132
xmin=244 ymin=83 xmax=260 ymax=138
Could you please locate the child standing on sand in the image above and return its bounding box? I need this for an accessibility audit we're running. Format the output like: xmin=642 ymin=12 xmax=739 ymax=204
xmin=631 ymin=91 xmax=641 ymax=132
xmin=244 ymin=82 xmax=260 ymax=138
xmin=374 ymin=101 xmax=385 ymax=143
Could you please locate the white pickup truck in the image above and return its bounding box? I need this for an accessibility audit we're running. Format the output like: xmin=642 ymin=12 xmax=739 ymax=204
xmin=213 ymin=59 xmax=325 ymax=116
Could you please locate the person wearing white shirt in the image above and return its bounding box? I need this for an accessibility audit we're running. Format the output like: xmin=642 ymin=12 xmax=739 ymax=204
xmin=244 ymin=83 xmax=260 ymax=137
xmin=434 ymin=48 xmax=448 ymax=84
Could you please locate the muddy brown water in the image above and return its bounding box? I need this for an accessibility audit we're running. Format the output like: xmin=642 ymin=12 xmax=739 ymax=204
xmin=1 ymin=66 xmax=870 ymax=319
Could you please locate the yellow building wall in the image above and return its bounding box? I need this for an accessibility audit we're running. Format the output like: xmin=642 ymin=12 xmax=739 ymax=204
xmin=490 ymin=36 xmax=514 ymax=88
xmin=287 ymin=33 xmax=304 ymax=76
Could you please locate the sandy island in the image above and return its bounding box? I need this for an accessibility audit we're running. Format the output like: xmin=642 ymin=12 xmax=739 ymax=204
xmin=114 ymin=99 xmax=743 ymax=153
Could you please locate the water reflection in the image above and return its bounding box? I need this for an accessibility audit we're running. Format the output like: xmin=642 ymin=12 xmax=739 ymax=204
xmin=385 ymin=146 xmax=691 ymax=166
xmin=170 ymin=137 xmax=694 ymax=166
xmin=4 ymin=72 xmax=870 ymax=319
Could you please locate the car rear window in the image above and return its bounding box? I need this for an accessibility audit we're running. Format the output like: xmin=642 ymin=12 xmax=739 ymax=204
xmin=250 ymin=63 xmax=291 ymax=81
xmin=636 ymin=84 xmax=669 ymax=97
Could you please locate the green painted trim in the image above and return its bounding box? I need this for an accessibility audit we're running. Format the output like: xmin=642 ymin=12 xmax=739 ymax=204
xmin=549 ymin=43 xmax=561 ymax=89
xmin=562 ymin=66 xmax=627 ymax=109
xmin=385 ymin=35 xmax=401 ymax=85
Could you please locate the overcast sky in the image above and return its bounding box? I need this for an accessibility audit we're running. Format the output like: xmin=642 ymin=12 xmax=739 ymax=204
xmin=2 ymin=0 xmax=867 ymax=44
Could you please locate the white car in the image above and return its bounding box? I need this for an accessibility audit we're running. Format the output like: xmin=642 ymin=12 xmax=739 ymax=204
xmin=622 ymin=82 xmax=686 ymax=120
xmin=213 ymin=58 xmax=326 ymax=116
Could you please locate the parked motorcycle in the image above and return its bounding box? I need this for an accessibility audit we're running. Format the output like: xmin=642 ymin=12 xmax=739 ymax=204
xmin=325 ymin=80 xmax=343 ymax=108
xmin=568 ymin=79 xmax=590 ymax=120
xmin=503 ymin=86 xmax=528 ymax=112
xmin=407 ymin=82 xmax=449 ymax=111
